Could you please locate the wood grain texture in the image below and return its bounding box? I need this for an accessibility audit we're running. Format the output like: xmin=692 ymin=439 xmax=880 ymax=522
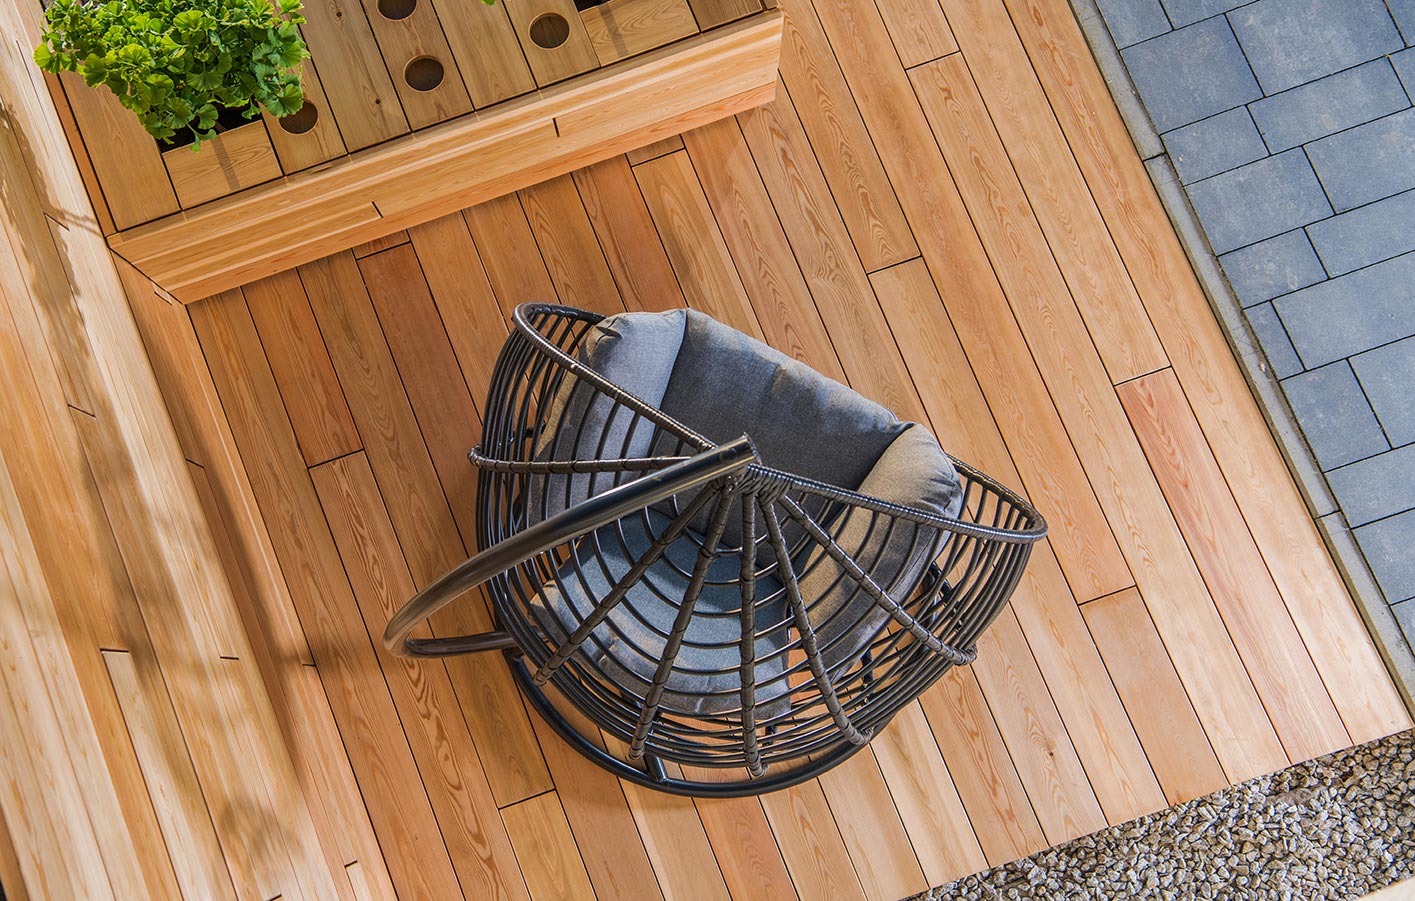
xmin=352 ymin=229 xmax=411 ymax=257
xmin=619 ymin=777 xmax=732 ymax=901
xmin=1004 ymin=0 xmax=1410 ymax=745
xmin=505 ymin=0 xmax=602 ymax=85
xmin=358 ymin=0 xmax=474 ymax=129
xmin=573 ymin=156 xmax=688 ymax=312
xmin=502 ymin=793 xmax=597 ymax=901
xmin=163 ymin=122 xmax=283 ymax=209
xmin=689 ymin=771 xmax=799 ymax=901
xmin=1082 ymin=588 xmax=1228 ymax=806
xmin=760 ymin=780 xmax=867 ymax=901
xmin=293 ymin=0 xmax=409 ymax=149
xmin=243 ymin=268 xmax=361 ymax=467
xmin=583 ymin=0 xmax=700 ymax=65
xmin=1119 ymin=369 xmax=1350 ymax=763
xmin=431 ymin=0 xmax=537 ymax=108
xmin=874 ymin=0 xmax=957 ymax=67
xmin=463 ymin=193 xmax=562 ymax=320
xmin=520 ymin=174 xmax=627 ymax=316
xmin=817 ymin=750 xmax=929 ymax=900
xmin=626 ymin=134 xmax=686 ymax=163
xmin=688 ymin=0 xmax=762 ymax=29
xmin=263 ymin=58 xmax=348 ymax=173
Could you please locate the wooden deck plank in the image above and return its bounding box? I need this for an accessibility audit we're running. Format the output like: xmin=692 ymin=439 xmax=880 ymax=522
xmin=292 ymin=0 xmax=409 ymax=150
xmin=191 ymin=292 xmax=464 ymax=900
xmin=299 ymin=253 xmax=554 ymax=808
xmin=634 ymin=150 xmax=765 ymax=338
xmin=924 ymin=17 xmax=1165 ymax=383
xmin=760 ymin=780 xmax=868 ymax=901
xmin=619 ymin=778 xmax=732 ymax=901
xmin=582 ymin=0 xmax=700 ymax=66
xmin=243 ymin=269 xmax=362 ymax=467
xmin=504 ymin=0 xmax=601 ymax=87
xmin=519 ymin=175 xmax=628 ymax=316
xmin=874 ymin=0 xmax=957 ymax=67
xmin=686 ymin=768 xmax=800 ymax=901
xmin=312 ymin=452 xmax=529 ymax=901
xmin=573 ymin=156 xmax=688 ymax=312
xmin=429 ymin=0 xmax=536 ymax=108
xmin=463 ymin=194 xmax=563 ymax=320
xmin=817 ymin=749 xmax=929 ymax=901
xmin=263 ymin=59 xmax=348 ymax=174
xmin=1119 ymin=369 xmax=1350 ymax=762
xmin=502 ymin=793 xmax=598 ymax=901
xmin=163 ymin=122 xmax=284 ymax=210
xmin=1005 ymin=0 xmax=1411 ymax=745
xmin=775 ymin=2 xmax=918 ymax=271
xmin=1082 ymin=588 xmax=1228 ymax=806
xmin=357 ymin=0 xmax=474 ymax=129
xmin=626 ymin=135 xmax=686 ymax=164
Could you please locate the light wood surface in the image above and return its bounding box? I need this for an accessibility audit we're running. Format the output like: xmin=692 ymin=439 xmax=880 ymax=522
xmin=6 ymin=0 xmax=1411 ymax=895
xmin=582 ymin=0 xmax=700 ymax=65
xmin=162 ymin=121 xmax=283 ymax=209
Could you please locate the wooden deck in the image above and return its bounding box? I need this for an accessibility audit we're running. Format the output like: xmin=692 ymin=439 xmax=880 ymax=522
xmin=2 ymin=0 xmax=1410 ymax=897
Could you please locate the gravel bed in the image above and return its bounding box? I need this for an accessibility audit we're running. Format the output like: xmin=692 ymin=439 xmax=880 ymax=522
xmin=911 ymin=730 xmax=1415 ymax=900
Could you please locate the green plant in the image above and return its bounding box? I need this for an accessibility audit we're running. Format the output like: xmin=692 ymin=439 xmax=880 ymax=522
xmin=34 ymin=0 xmax=309 ymax=149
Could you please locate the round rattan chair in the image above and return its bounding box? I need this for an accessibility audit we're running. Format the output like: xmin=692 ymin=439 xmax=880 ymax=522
xmin=385 ymin=302 xmax=1046 ymax=797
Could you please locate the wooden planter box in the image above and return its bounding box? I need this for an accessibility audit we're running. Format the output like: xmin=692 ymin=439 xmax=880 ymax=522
xmin=57 ymin=0 xmax=782 ymax=302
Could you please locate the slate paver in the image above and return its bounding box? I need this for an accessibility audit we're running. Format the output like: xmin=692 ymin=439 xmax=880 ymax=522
xmin=1187 ymin=149 xmax=1332 ymax=253
xmin=1217 ymin=229 xmax=1327 ymax=305
xmin=1249 ymin=59 xmax=1410 ymax=153
xmin=1356 ymin=509 xmax=1415 ymax=603
xmin=1388 ymin=0 xmax=1415 ymax=46
xmin=1096 ymin=0 xmax=1173 ymax=47
xmin=1307 ymin=107 xmax=1415 ymax=212
xmin=1246 ymin=301 xmax=1304 ymax=377
xmin=1328 ymin=444 xmax=1415 ymax=527
xmin=1280 ymin=362 xmax=1389 ymax=469
xmin=1306 ymin=188 xmax=1415 ymax=276
xmin=1160 ymin=0 xmax=1248 ymax=28
xmin=1121 ymin=18 xmax=1262 ymax=131
xmin=1392 ymin=48 xmax=1415 ymax=98
xmin=1227 ymin=0 xmax=1402 ymax=94
xmin=1352 ymin=336 xmax=1415 ymax=448
xmin=1276 ymin=252 xmax=1415 ymax=367
xmin=1164 ymin=107 xmax=1269 ymax=183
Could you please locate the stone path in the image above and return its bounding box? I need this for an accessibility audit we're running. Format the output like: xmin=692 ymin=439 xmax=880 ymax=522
xmin=1086 ymin=0 xmax=1415 ymax=678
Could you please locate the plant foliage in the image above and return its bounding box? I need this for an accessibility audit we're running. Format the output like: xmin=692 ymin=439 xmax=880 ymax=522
xmin=35 ymin=0 xmax=309 ymax=148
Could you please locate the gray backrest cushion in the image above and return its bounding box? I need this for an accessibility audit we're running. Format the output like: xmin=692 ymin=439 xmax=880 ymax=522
xmin=529 ymin=310 xmax=686 ymax=520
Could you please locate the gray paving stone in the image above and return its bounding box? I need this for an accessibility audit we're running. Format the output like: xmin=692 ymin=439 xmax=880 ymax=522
xmin=1249 ymin=59 xmax=1410 ymax=153
xmin=1187 ymin=150 xmax=1333 ymax=253
xmin=1306 ymin=188 xmax=1415 ymax=276
xmin=1352 ymin=335 xmax=1415 ymax=447
xmin=1164 ymin=107 xmax=1269 ymax=183
xmin=1097 ymin=0 xmax=1173 ymax=46
xmin=1356 ymin=509 xmax=1415 ymax=603
xmin=1160 ymin=0 xmax=1248 ymax=27
xmin=1218 ymin=229 xmax=1327 ymax=304
xmin=1246 ymin=302 xmax=1305 ymax=377
xmin=1121 ymin=18 xmax=1262 ymax=131
xmin=1228 ymin=0 xmax=1402 ymax=94
xmin=1328 ymin=444 xmax=1415 ymax=526
xmin=1389 ymin=0 xmax=1415 ymax=45
xmin=1308 ymin=108 xmax=1415 ymax=211
xmin=1280 ymin=362 xmax=1389 ymax=468
xmin=1393 ymin=48 xmax=1415 ymax=97
xmin=1276 ymin=252 xmax=1415 ymax=367
xmin=1393 ymin=598 xmax=1415 ymax=650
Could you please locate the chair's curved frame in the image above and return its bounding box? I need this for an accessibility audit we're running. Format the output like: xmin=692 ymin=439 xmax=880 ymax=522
xmin=385 ymin=303 xmax=1046 ymax=797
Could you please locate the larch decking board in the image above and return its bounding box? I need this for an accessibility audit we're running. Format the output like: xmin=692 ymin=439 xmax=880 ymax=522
xmin=162 ymin=122 xmax=283 ymax=210
xmin=686 ymin=768 xmax=800 ymax=901
xmin=406 ymin=214 xmax=512 ymax=408
xmin=573 ymin=157 xmax=688 ymax=312
xmin=735 ymin=90 xmax=923 ymax=419
xmin=502 ymin=793 xmax=598 ymax=901
xmin=463 ymin=194 xmax=564 ymax=321
xmin=243 ymin=269 xmax=362 ymax=468
xmin=634 ymin=151 xmax=766 ymax=339
xmin=1119 ymin=369 xmax=1350 ymax=763
xmin=582 ymin=0 xmax=700 ymax=66
xmin=923 ymin=17 xmax=1165 ymax=383
xmin=681 ymin=118 xmax=844 ymax=379
xmin=299 ymin=252 xmax=554 ymax=808
xmin=870 ymin=259 xmax=1164 ymax=826
xmin=505 ymin=0 xmax=602 ymax=87
xmin=430 ymin=0 xmax=536 ymax=108
xmin=356 ymin=0 xmax=474 ymax=129
xmin=626 ymin=134 xmax=687 ymax=163
xmin=817 ymin=749 xmax=929 ymax=901
xmin=313 ymin=453 xmax=529 ymax=901
xmin=352 ymin=230 xmax=411 ymax=258
xmin=874 ymin=0 xmax=957 ymax=67
xmin=919 ymin=668 xmax=1048 ymax=865
xmin=871 ymin=702 xmax=988 ymax=885
xmin=1005 ymin=0 xmax=1411 ymax=745
xmin=263 ymin=58 xmax=348 ymax=174
xmin=44 ymin=70 xmax=116 ymax=236
xmin=760 ymin=780 xmax=869 ymax=901
xmin=293 ymin=0 xmax=409 ymax=150
xmin=190 ymin=293 xmax=466 ymax=900
xmin=775 ymin=1 xmax=917 ymax=271
xmin=619 ymin=779 xmax=733 ymax=901
xmin=519 ymin=175 xmax=629 ymax=316
xmin=970 ymin=608 xmax=1107 ymax=845
xmin=688 ymin=0 xmax=762 ymax=29
xmin=0 ymin=806 xmax=28 ymax=901
xmin=820 ymin=0 xmax=1284 ymax=780
xmin=1082 ymin=588 xmax=1228 ymax=806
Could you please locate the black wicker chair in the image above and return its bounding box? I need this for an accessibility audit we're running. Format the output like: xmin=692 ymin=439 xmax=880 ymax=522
xmin=385 ymin=303 xmax=1045 ymax=797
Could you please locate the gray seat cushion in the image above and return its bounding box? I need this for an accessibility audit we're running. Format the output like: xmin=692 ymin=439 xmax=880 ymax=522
xmin=529 ymin=308 xmax=966 ymax=710
xmin=532 ymin=508 xmax=792 ymax=716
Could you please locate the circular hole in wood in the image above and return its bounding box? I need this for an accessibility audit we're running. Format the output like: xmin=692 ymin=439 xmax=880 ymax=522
xmin=529 ymin=12 xmax=570 ymax=49
xmin=404 ymin=56 xmax=445 ymax=92
xmin=278 ymin=103 xmax=319 ymax=135
xmin=378 ymin=0 xmax=416 ymax=18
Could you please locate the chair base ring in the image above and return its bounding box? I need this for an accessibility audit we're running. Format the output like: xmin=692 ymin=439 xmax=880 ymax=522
xmin=508 ymin=654 xmax=874 ymax=798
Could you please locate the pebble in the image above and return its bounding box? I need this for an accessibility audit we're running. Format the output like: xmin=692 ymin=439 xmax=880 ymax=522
xmin=912 ymin=730 xmax=1415 ymax=901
